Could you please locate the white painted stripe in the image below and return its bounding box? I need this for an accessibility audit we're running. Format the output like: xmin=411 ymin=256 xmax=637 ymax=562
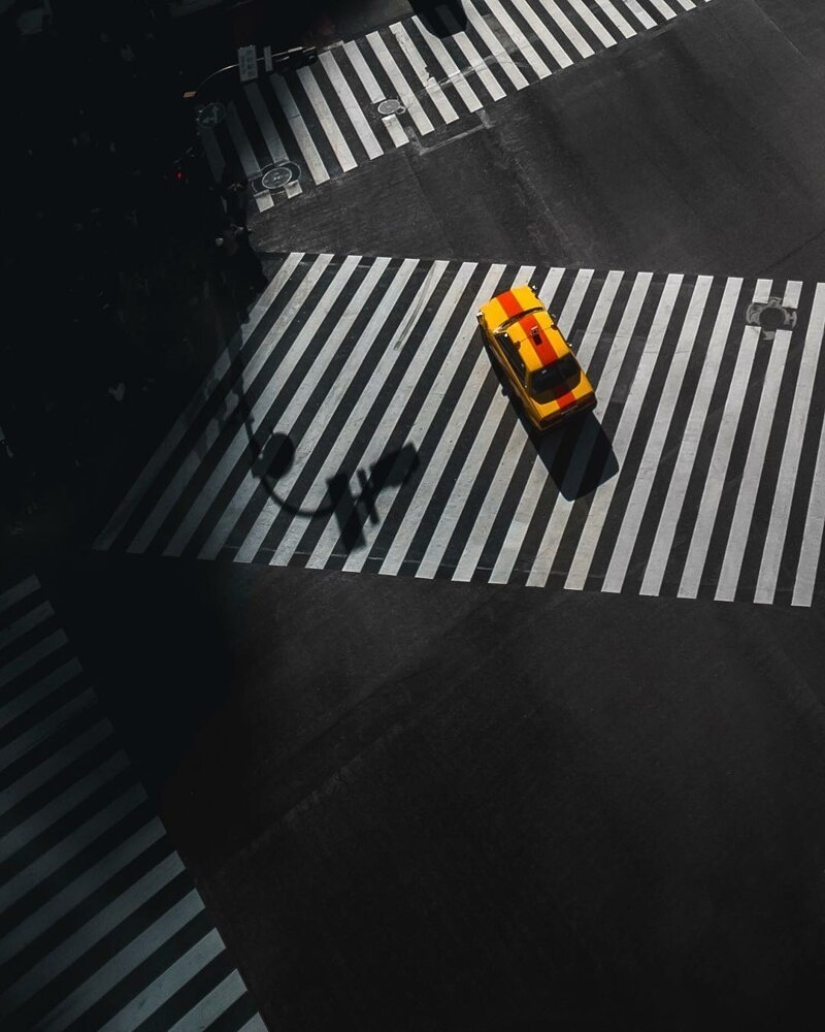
xmin=783 ymin=280 xmax=803 ymax=309
xmin=194 ymin=256 xmax=365 ymax=562
xmin=793 ymin=411 xmax=825 ymax=607
xmin=366 ymin=30 xmax=435 ymax=135
xmin=0 ymin=818 xmax=167 ymax=964
xmin=565 ymin=273 xmax=689 ymax=591
xmin=244 ymin=81 xmax=289 ymax=164
xmin=673 ymin=0 xmax=696 ymax=9
xmin=98 ymin=929 xmax=226 ymax=1032
xmin=678 ymin=326 xmax=761 ymax=598
xmin=126 ymin=254 xmax=329 ymax=557
xmin=534 ymin=0 xmax=595 ymax=59
xmin=318 ymin=51 xmax=384 ymax=160
xmin=618 ymin=0 xmax=655 ymax=31
xmin=95 ymin=252 xmax=306 ymax=551
xmin=297 ymin=64 xmax=358 ymax=172
xmin=510 ymin=0 xmax=574 ymax=69
xmin=342 ymin=41 xmax=410 ymax=148
xmin=278 ymin=261 xmax=474 ymax=571
xmin=237 ymin=1016 xmax=269 ymax=1032
xmin=480 ymin=0 xmax=552 ymax=81
xmin=232 ymin=256 xmax=401 ymax=563
xmin=0 ymin=629 xmax=67 ymax=692
xmin=605 ymin=277 xmax=741 ymax=593
xmin=0 ymin=783 xmax=146 ymax=914
xmin=445 ymin=4 xmax=512 ymax=98
xmin=640 ymin=279 xmax=744 ymax=596
xmin=646 ymin=0 xmax=679 ymax=21
xmin=412 ymin=15 xmax=485 ymax=112
xmin=270 ymin=74 xmax=330 ymax=184
xmin=716 ymin=328 xmax=793 ymax=602
xmin=32 ymin=889 xmax=204 ymax=1032
xmin=0 ymin=720 xmax=112 ymax=818
xmin=0 ymin=601 xmax=53 ymax=653
xmin=376 ymin=267 xmax=534 ymax=578
xmin=752 ymin=277 xmax=773 ymax=304
xmin=590 ymin=0 xmax=636 ymax=37
xmin=390 ymin=22 xmax=460 ymax=123
xmin=0 ymin=575 xmax=39 ymax=615
xmin=755 ymin=282 xmax=825 ymax=603
xmin=598 ymin=278 xmax=718 ymax=594
xmin=1 ymin=850 xmax=186 ymax=1011
xmin=0 ymin=687 xmax=96 ymax=772
xmin=488 ymin=268 xmax=595 ymax=584
xmin=3 ymin=751 xmax=131 ymax=858
xmin=337 ymin=266 xmax=508 ymax=575
xmin=225 ymin=102 xmax=261 ymax=178
xmin=566 ymin=0 xmax=618 ymax=47
xmin=452 ymin=420 xmax=527 ymax=581
xmin=0 ymin=656 xmax=82 ymax=731
xmin=527 ymin=272 xmax=652 ymax=587
xmin=166 ymin=968 xmax=248 ymax=1032
xmin=417 ymin=391 xmax=513 ymax=579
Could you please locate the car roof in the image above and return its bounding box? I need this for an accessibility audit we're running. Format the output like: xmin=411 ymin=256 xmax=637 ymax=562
xmin=481 ymin=286 xmax=572 ymax=373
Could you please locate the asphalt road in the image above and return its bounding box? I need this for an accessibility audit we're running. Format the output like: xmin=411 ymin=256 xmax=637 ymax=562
xmin=40 ymin=1 xmax=825 ymax=1030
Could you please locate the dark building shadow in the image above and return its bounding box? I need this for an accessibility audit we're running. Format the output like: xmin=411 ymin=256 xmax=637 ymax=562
xmin=410 ymin=0 xmax=468 ymax=37
xmin=480 ymin=338 xmax=618 ymax=501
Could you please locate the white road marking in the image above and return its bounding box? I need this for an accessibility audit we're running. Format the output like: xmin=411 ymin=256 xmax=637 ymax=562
xmin=678 ymin=325 xmax=761 ymax=598
xmin=366 ymin=30 xmax=435 ymax=135
xmin=565 ymin=272 xmax=689 ymax=591
xmin=319 ymin=50 xmax=384 ymax=159
xmin=270 ymin=73 xmax=331 ymax=183
xmin=755 ymin=282 xmax=825 ymax=603
xmin=390 ymin=22 xmax=460 ymax=123
xmin=297 ymin=64 xmax=358 ymax=171
xmin=412 ymin=14 xmax=485 ymax=111
xmin=716 ymin=327 xmax=793 ymax=601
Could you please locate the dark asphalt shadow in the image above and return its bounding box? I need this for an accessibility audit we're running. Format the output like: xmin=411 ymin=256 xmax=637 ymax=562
xmin=481 ymin=339 xmax=619 ymax=500
xmin=39 ymin=552 xmax=251 ymax=803
xmin=410 ymin=0 xmax=468 ymax=37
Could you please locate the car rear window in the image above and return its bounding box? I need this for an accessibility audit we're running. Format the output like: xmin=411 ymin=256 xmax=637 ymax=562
xmin=530 ymin=354 xmax=581 ymax=397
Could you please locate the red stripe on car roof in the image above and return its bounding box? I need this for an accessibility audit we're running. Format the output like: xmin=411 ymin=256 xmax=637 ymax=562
xmin=497 ymin=290 xmax=523 ymax=318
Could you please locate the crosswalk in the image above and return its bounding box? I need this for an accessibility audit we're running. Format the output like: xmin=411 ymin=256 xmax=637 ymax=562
xmin=0 ymin=574 xmax=267 ymax=1032
xmin=202 ymin=0 xmax=716 ymax=204
xmin=95 ymin=251 xmax=825 ymax=607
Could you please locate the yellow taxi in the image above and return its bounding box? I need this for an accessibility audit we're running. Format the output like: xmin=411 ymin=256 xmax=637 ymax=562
xmin=477 ymin=284 xmax=596 ymax=431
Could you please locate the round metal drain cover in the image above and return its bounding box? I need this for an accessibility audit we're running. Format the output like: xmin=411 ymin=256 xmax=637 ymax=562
xmin=746 ymin=297 xmax=797 ymax=340
xmin=197 ymin=101 xmax=226 ymax=129
xmin=378 ymin=98 xmax=404 ymax=115
xmin=261 ymin=163 xmax=299 ymax=190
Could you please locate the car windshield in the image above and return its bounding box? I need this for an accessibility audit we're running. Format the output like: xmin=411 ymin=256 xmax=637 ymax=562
xmin=530 ymin=354 xmax=581 ymax=397
xmin=496 ymin=306 xmax=544 ymax=332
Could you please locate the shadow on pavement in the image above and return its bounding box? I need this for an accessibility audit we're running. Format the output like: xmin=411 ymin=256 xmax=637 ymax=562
xmin=481 ymin=339 xmax=619 ymax=501
xmin=241 ymin=404 xmax=421 ymax=552
xmin=410 ymin=0 xmax=468 ymax=37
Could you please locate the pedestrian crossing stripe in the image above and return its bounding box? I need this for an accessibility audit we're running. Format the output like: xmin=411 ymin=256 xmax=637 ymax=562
xmin=0 ymin=575 xmax=266 ymax=1032
xmin=95 ymin=252 xmax=825 ymax=608
xmin=201 ymin=0 xmax=717 ymax=204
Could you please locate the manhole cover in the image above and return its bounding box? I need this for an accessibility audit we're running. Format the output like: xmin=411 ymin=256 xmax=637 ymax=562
xmin=746 ymin=297 xmax=798 ymax=340
xmin=377 ymin=98 xmax=405 ymax=115
xmin=197 ymin=101 xmax=226 ymax=129
xmin=261 ymin=162 xmax=300 ymax=190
